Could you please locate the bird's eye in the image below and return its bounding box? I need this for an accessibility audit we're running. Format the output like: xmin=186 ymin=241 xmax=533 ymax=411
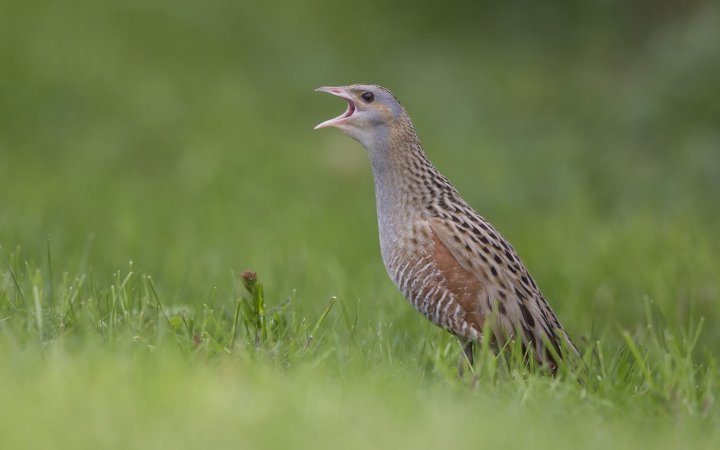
xmin=361 ymin=92 xmax=375 ymax=103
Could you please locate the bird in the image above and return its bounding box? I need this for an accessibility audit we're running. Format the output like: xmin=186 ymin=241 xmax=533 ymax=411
xmin=314 ymin=84 xmax=577 ymax=373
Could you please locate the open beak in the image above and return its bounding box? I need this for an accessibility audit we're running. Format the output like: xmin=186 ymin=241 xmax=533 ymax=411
xmin=314 ymin=86 xmax=356 ymax=130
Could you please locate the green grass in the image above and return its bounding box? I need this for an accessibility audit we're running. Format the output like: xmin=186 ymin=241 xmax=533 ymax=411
xmin=1 ymin=1 xmax=720 ymax=448
xmin=1 ymin=252 xmax=718 ymax=449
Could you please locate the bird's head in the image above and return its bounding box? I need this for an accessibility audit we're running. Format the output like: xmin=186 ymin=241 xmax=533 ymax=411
xmin=314 ymin=84 xmax=409 ymax=148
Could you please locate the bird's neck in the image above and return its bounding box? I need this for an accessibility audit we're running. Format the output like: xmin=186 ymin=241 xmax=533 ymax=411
xmin=366 ymin=118 xmax=424 ymax=178
xmin=368 ymin=125 xmax=428 ymax=205
xmin=365 ymin=122 xmax=447 ymax=259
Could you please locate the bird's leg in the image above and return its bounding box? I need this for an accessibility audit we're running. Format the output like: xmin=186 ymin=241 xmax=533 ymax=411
xmin=457 ymin=340 xmax=475 ymax=377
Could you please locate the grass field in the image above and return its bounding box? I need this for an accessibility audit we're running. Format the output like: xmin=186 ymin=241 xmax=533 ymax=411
xmin=1 ymin=1 xmax=719 ymax=449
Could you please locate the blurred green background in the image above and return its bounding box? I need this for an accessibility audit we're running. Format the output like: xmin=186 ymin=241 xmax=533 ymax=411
xmin=1 ymin=0 xmax=719 ymax=343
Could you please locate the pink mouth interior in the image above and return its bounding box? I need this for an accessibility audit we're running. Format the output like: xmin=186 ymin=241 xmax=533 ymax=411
xmin=340 ymin=99 xmax=355 ymax=119
xmin=315 ymin=91 xmax=357 ymax=129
